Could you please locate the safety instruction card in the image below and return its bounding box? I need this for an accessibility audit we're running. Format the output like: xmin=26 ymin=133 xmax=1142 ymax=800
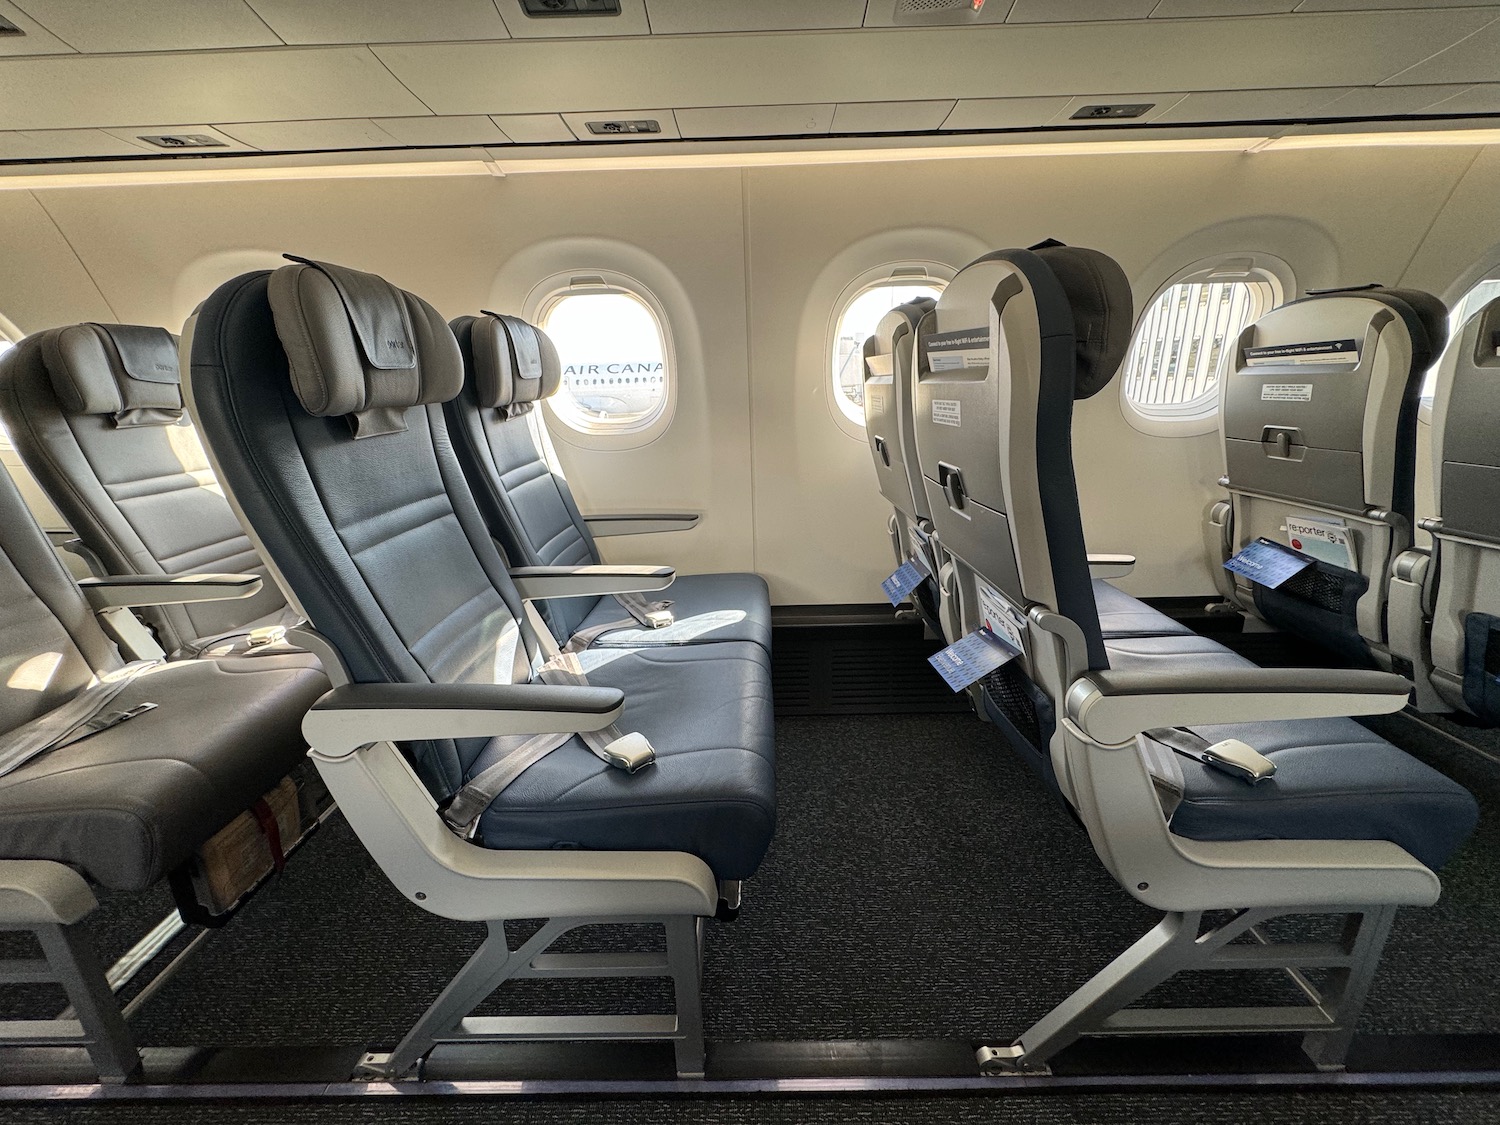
xmin=1223 ymin=537 xmax=1314 ymax=589
xmin=928 ymin=629 xmax=1020 ymax=692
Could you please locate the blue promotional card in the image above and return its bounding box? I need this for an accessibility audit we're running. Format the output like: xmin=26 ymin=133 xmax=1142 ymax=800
xmin=881 ymin=558 xmax=929 ymax=606
xmin=928 ymin=629 xmax=1020 ymax=692
xmin=1223 ymin=537 xmax=1314 ymax=589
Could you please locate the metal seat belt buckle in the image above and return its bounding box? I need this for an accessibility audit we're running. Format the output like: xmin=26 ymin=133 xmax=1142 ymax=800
xmin=644 ymin=605 xmax=675 ymax=629
xmin=246 ymin=625 xmax=286 ymax=649
xmin=602 ymin=732 xmax=657 ymax=773
xmin=1200 ymin=738 xmax=1277 ymax=784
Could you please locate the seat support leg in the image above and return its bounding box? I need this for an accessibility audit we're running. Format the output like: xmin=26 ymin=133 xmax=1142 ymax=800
xmin=368 ymin=913 xmax=707 ymax=1081
xmin=977 ymin=904 xmax=1398 ymax=1076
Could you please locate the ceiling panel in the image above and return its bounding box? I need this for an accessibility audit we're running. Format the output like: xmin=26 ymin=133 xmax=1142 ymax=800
xmin=492 ymin=0 xmax=649 ymax=39
xmin=216 ymin=118 xmax=404 ymax=151
xmin=372 ymin=115 xmax=510 ymax=146
xmin=1316 ymin=84 xmax=1473 ymax=117
xmin=1155 ymin=86 xmax=1352 ymax=123
xmin=0 ymin=47 xmax=428 ymax=131
xmin=0 ymin=0 xmax=73 ymax=54
xmin=1007 ymin=0 xmax=1157 ymax=21
xmin=489 ymin=113 xmax=573 ymax=143
xmin=0 ymin=128 xmax=149 ymax=159
xmin=1295 ymin=0 xmax=1493 ymax=9
xmin=675 ymin=104 xmax=836 ymax=139
xmin=1423 ymin=83 xmax=1500 ymax=115
xmin=1150 ymin=0 xmax=1294 ymax=15
xmin=12 ymin=0 xmax=281 ymax=52
xmin=1382 ymin=20 xmax=1500 ymax=86
xmin=645 ymin=0 xmax=865 ymax=34
xmin=561 ymin=108 xmax=680 ymax=140
xmin=101 ymin=123 xmax=257 ymax=152
xmin=374 ymin=13 xmax=1491 ymax=116
xmin=247 ymin=0 xmax=510 ymax=44
xmin=831 ymin=100 xmax=956 ymax=133
xmin=939 ymin=96 xmax=1071 ymax=130
xmin=1050 ymin=92 xmax=1188 ymax=125
xmin=862 ymin=1 xmax=1015 ymax=28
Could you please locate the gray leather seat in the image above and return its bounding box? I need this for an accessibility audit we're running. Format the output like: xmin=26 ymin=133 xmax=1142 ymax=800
xmin=187 ymin=259 xmax=776 ymax=880
xmin=0 ymin=462 xmax=325 ymax=890
xmin=446 ymin=312 xmax=772 ymax=654
xmin=0 ymin=324 xmax=300 ymax=658
xmin=912 ymin=242 xmax=1476 ymax=868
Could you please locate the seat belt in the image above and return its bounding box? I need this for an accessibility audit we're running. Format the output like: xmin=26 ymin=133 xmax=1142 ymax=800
xmin=559 ymin=592 xmax=675 ymax=654
xmin=179 ymin=609 xmax=308 ymax=660
xmin=440 ymin=610 xmax=657 ymax=839
xmin=0 ymin=661 xmax=161 ymax=778
xmin=1146 ymin=727 xmax=1278 ymax=786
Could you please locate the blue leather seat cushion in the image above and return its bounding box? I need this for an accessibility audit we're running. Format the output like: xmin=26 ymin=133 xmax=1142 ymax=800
xmin=473 ymin=640 xmax=776 ymax=880
xmin=571 ymin=572 xmax=773 ymax=654
xmin=1093 ymin=579 xmax=1195 ymax=638
xmin=1106 ymin=633 xmax=1477 ymax=870
xmin=1162 ymin=716 xmax=1478 ymax=870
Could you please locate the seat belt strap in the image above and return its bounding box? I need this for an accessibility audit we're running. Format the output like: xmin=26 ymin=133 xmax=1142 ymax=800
xmin=441 ymin=618 xmax=657 ymax=839
xmin=179 ymin=609 xmax=307 ymax=660
xmin=1146 ymin=727 xmax=1277 ymax=786
xmin=612 ymin=591 xmax=674 ymax=630
xmin=0 ymin=661 xmax=161 ymax=778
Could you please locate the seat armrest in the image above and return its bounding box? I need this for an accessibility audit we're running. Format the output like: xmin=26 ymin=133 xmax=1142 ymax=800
xmin=510 ymin=565 xmax=674 ymax=600
xmin=1065 ymin=667 xmax=1411 ymax=745
xmin=584 ymin=513 xmax=700 ymax=538
xmin=303 ymin=682 xmax=626 ymax=758
xmin=78 ymin=573 xmax=263 ymax=610
xmin=1088 ymin=553 xmax=1136 ymax=579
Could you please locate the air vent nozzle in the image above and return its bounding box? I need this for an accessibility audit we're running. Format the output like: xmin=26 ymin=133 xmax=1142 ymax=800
xmin=521 ymin=0 xmax=620 ymax=16
xmin=585 ymin=119 xmax=660 ymax=136
xmin=0 ymin=15 xmax=24 ymax=35
xmin=1069 ymin=103 xmax=1155 ymax=121
xmin=136 ymin=134 xmax=229 ymax=149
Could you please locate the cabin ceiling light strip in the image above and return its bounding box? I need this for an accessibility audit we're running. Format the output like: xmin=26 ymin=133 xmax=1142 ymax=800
xmin=1256 ymin=128 xmax=1500 ymax=151
xmin=0 ymin=159 xmax=496 ymax=191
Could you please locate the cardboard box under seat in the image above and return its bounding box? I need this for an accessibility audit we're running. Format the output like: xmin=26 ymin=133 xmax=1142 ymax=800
xmin=189 ymin=776 xmax=303 ymax=916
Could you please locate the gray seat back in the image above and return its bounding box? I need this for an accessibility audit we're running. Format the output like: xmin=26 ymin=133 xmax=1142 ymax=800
xmin=1427 ymin=293 xmax=1500 ymax=719
xmin=1218 ymin=286 xmax=1444 ymax=664
xmin=0 ymin=457 xmax=123 ymax=740
xmin=911 ymin=242 xmax=1132 ymax=790
xmin=446 ymin=312 xmax=605 ymax=642
xmin=0 ymin=324 xmax=290 ymax=655
xmin=863 ymin=298 xmax=937 ymax=546
xmin=188 ymin=260 xmax=541 ymax=800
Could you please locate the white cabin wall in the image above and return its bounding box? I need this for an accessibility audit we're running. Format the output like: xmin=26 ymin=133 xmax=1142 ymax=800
xmin=0 ymin=143 xmax=1493 ymax=604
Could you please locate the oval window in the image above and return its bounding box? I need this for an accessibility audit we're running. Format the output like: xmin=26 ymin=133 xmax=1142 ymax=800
xmin=831 ymin=278 xmax=945 ymax=426
xmin=537 ymin=286 xmax=669 ymax=436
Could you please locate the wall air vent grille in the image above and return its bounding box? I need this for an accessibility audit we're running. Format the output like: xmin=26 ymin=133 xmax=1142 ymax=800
xmin=0 ymin=16 xmax=23 ymax=34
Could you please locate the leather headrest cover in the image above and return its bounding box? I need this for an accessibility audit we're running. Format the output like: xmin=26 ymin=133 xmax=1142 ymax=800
xmin=1031 ymin=245 xmax=1133 ymax=400
xmin=41 ymin=323 xmax=182 ymax=424
xmin=267 ymin=256 xmax=462 ymax=438
xmin=463 ymin=312 xmax=562 ymax=409
xmin=1377 ymin=287 xmax=1448 ymax=361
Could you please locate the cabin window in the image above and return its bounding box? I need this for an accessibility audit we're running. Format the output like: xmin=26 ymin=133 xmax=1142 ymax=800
xmin=536 ymin=284 xmax=670 ymax=436
xmin=1427 ymin=274 xmax=1500 ymax=403
xmin=831 ymin=276 xmax=946 ymax=426
xmin=1121 ymin=270 xmax=1280 ymax=427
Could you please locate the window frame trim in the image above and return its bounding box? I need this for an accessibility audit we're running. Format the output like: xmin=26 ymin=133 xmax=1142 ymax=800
xmin=825 ymin=261 xmax=953 ymax=440
xmin=1118 ymin=254 xmax=1291 ymax=439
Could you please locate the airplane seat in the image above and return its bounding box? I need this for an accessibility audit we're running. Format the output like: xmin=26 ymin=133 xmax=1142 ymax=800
xmin=910 ymin=242 xmax=1476 ymax=1072
xmin=1390 ymin=293 xmax=1500 ymax=720
xmin=861 ymin=297 xmax=952 ymax=635
xmin=185 ymin=257 xmax=777 ymax=1077
xmin=445 ymin=311 xmax=772 ymax=654
xmin=0 ymin=458 xmax=326 ymax=1079
xmin=0 ymin=324 xmax=306 ymax=662
xmin=1214 ymin=285 xmax=1445 ymax=668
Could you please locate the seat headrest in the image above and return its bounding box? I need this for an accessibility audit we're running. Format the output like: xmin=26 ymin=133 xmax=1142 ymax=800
xmin=267 ymin=255 xmax=463 ymax=438
xmin=1304 ymin=283 xmax=1448 ymax=365
xmin=1029 ymin=242 xmax=1133 ymax=401
xmin=40 ymin=323 xmax=182 ymax=426
xmin=453 ymin=311 xmax=563 ymax=411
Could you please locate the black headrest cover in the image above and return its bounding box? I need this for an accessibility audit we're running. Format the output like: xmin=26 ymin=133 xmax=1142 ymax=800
xmin=1031 ymin=245 xmax=1134 ymax=400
